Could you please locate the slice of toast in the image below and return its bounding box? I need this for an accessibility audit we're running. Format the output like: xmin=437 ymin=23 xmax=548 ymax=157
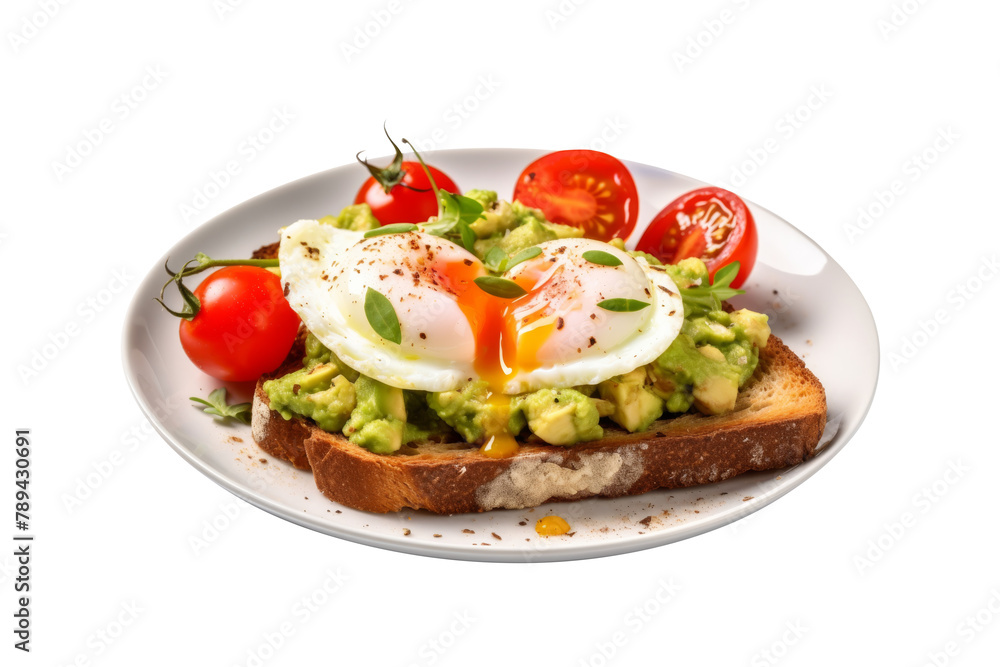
xmin=250 ymin=332 xmax=826 ymax=513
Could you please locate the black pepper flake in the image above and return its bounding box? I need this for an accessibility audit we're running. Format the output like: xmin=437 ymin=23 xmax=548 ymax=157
xmin=556 ymin=246 xmax=567 ymax=254
xmin=557 ymin=317 xmax=565 ymax=330
xmin=419 ymin=332 xmax=427 ymax=339
xmin=590 ymin=313 xmax=596 ymax=320
xmin=644 ymin=288 xmax=651 ymax=296
xmin=657 ymin=285 xmax=676 ymax=295
xmin=283 ymin=282 xmax=290 ymax=296
xmin=463 ymin=259 xmax=473 ymax=266
xmin=588 ymin=336 xmax=596 ymax=347
xmin=292 ymin=384 xmax=300 ymax=395
xmin=393 ymin=268 xmax=403 ymax=275
xmin=668 ymin=310 xmax=676 ymax=316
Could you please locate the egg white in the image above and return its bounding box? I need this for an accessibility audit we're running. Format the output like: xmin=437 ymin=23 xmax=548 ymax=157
xmin=500 ymin=238 xmax=684 ymax=394
xmin=279 ymin=220 xmax=481 ymax=392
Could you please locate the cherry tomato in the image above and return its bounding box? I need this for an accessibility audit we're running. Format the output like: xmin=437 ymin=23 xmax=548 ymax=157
xmin=512 ymin=150 xmax=639 ymax=242
xmin=354 ymin=161 xmax=459 ymax=225
xmin=636 ymin=187 xmax=758 ymax=288
xmin=179 ymin=266 xmax=301 ymax=382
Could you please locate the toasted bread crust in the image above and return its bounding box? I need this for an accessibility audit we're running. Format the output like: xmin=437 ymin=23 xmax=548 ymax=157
xmin=251 ymin=333 xmax=826 ymax=513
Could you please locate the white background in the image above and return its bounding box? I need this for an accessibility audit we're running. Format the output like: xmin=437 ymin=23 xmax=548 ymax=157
xmin=3 ymin=0 xmax=999 ymax=665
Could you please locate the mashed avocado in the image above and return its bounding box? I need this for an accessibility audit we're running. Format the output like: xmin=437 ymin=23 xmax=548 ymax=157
xmin=427 ymin=381 xmax=526 ymax=443
xmin=466 ymin=190 xmax=583 ymax=261
xmin=649 ymin=303 xmax=768 ymax=415
xmin=263 ymin=362 xmax=357 ymax=433
xmin=264 ymin=333 xmax=362 ymax=432
xmin=318 ymin=203 xmax=380 ymax=232
xmin=264 ymin=196 xmax=772 ymax=452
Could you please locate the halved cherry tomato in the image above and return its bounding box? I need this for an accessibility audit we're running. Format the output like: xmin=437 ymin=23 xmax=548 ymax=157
xmin=512 ymin=150 xmax=639 ymax=242
xmin=179 ymin=266 xmax=301 ymax=382
xmin=354 ymin=161 xmax=459 ymax=225
xmin=636 ymin=187 xmax=757 ymax=288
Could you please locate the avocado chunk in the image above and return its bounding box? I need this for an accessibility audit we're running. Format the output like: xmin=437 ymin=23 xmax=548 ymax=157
xmin=318 ymin=203 xmax=380 ymax=232
xmin=545 ymin=220 xmax=585 ymax=239
xmin=598 ymin=368 xmax=664 ymax=433
xmin=692 ymin=374 xmax=739 ymax=415
xmin=463 ymin=188 xmax=498 ymax=211
xmin=662 ymin=257 xmax=710 ymax=290
xmin=516 ymin=388 xmax=603 ymax=446
xmin=683 ymin=316 xmax=737 ymax=346
xmin=343 ymin=376 xmax=407 ymax=454
xmin=730 ymin=309 xmax=771 ymax=349
xmin=464 ymin=190 xmax=512 ymax=238
xmin=263 ymin=363 xmax=357 ymax=433
xmin=427 ymin=381 xmax=526 ymax=444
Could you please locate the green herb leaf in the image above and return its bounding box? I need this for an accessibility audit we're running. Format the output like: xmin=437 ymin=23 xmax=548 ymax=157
xmin=712 ymin=261 xmax=740 ymax=288
xmin=582 ymin=250 xmax=623 ymax=267
xmin=597 ymin=298 xmax=651 ymax=312
xmin=454 ymin=193 xmax=486 ymax=226
xmin=364 ymin=287 xmax=402 ymax=344
xmin=678 ymin=261 xmax=745 ymax=315
xmin=428 ymin=191 xmax=485 ymax=236
xmin=418 ymin=192 xmax=486 ymax=242
xmin=364 ymin=223 xmax=418 ymax=238
xmin=457 ymin=220 xmax=477 ymax=252
xmin=190 ymin=388 xmax=252 ymax=425
xmin=506 ymin=246 xmax=542 ymax=270
xmin=474 ymin=276 xmax=527 ymax=299
xmin=484 ymin=246 xmax=508 ymax=273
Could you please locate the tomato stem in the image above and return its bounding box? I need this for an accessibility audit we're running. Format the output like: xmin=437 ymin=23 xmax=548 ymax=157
xmin=156 ymin=254 xmax=280 ymax=320
xmin=401 ymin=138 xmax=443 ymax=216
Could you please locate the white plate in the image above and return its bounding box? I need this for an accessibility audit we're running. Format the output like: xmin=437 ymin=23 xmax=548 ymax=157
xmin=122 ymin=148 xmax=878 ymax=562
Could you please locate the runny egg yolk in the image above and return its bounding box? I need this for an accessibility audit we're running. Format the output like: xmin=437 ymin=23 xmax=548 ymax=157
xmin=439 ymin=257 xmax=559 ymax=459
